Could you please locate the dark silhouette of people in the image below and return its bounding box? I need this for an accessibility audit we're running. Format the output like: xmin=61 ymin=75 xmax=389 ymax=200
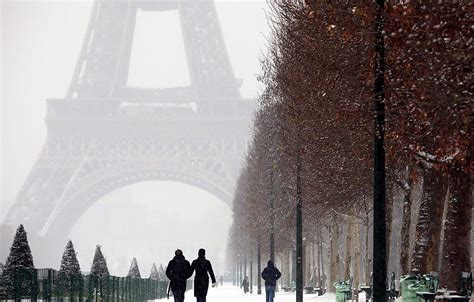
xmin=166 ymin=249 xmax=192 ymax=302
xmin=190 ymin=248 xmax=216 ymax=302
xmin=241 ymin=276 xmax=250 ymax=294
xmin=261 ymin=260 xmax=281 ymax=302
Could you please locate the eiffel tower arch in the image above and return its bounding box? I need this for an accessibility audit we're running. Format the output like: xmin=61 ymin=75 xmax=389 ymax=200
xmin=4 ymin=0 xmax=254 ymax=265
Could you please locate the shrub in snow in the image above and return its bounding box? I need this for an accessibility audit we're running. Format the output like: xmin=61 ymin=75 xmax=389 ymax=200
xmin=127 ymin=257 xmax=141 ymax=278
xmin=58 ymin=240 xmax=81 ymax=289
xmin=149 ymin=263 xmax=159 ymax=280
xmin=2 ymin=225 xmax=35 ymax=293
xmin=90 ymin=245 xmax=109 ymax=277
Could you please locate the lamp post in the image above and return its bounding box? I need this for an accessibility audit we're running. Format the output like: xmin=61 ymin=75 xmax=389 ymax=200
xmin=269 ymin=126 xmax=277 ymax=264
xmin=372 ymin=0 xmax=387 ymax=301
xmin=303 ymin=0 xmax=387 ymax=299
xmin=270 ymin=167 xmax=275 ymax=263
xmin=296 ymin=147 xmax=303 ymax=302
xmin=257 ymin=240 xmax=262 ymax=294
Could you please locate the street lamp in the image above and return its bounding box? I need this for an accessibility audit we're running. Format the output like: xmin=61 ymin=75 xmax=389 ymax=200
xmin=296 ymin=142 xmax=303 ymax=302
xmin=372 ymin=0 xmax=387 ymax=301
xmin=257 ymin=240 xmax=262 ymax=294
xmin=302 ymin=3 xmax=387 ymax=300
xmin=270 ymin=165 xmax=275 ymax=263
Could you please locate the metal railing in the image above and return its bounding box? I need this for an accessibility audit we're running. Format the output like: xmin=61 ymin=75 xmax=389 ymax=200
xmin=0 ymin=268 xmax=168 ymax=301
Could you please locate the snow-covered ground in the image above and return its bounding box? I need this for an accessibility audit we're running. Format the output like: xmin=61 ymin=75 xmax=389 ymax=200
xmin=156 ymin=284 xmax=336 ymax=301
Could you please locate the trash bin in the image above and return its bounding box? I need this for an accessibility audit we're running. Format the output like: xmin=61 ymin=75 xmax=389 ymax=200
xmin=335 ymin=281 xmax=352 ymax=302
xmin=400 ymin=274 xmax=423 ymax=302
xmin=400 ymin=274 xmax=439 ymax=302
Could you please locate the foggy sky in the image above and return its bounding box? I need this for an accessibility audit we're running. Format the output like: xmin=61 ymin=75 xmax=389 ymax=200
xmin=1 ymin=0 xmax=269 ymax=273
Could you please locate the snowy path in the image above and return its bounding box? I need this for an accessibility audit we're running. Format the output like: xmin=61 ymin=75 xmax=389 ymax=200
xmin=156 ymin=284 xmax=336 ymax=301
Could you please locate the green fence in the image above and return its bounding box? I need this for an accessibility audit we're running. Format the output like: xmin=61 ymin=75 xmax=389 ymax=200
xmin=0 ymin=268 xmax=169 ymax=301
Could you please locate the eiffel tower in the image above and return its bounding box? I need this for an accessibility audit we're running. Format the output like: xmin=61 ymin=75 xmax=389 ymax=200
xmin=4 ymin=0 xmax=254 ymax=265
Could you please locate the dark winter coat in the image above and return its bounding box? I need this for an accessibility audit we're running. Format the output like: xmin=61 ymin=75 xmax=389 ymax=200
xmin=261 ymin=261 xmax=281 ymax=287
xmin=166 ymin=255 xmax=192 ymax=294
xmin=242 ymin=278 xmax=250 ymax=292
xmin=190 ymin=256 xmax=216 ymax=297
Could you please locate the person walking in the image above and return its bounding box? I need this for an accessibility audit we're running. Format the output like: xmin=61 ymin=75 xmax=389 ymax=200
xmin=166 ymin=249 xmax=192 ymax=302
xmin=261 ymin=260 xmax=281 ymax=302
xmin=241 ymin=276 xmax=250 ymax=294
xmin=190 ymin=248 xmax=216 ymax=302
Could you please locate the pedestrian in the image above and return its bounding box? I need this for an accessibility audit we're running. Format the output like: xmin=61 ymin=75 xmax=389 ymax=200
xmin=242 ymin=276 xmax=250 ymax=294
xmin=261 ymin=260 xmax=281 ymax=302
xmin=166 ymin=249 xmax=192 ymax=302
xmin=190 ymin=248 xmax=216 ymax=302
xmin=219 ymin=275 xmax=224 ymax=286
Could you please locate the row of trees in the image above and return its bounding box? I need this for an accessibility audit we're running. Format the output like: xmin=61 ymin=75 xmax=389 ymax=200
xmin=229 ymin=0 xmax=471 ymax=292
xmin=1 ymin=224 xmax=167 ymax=289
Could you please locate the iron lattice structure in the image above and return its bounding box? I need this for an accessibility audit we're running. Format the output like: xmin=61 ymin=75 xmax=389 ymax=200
xmin=5 ymin=0 xmax=254 ymax=265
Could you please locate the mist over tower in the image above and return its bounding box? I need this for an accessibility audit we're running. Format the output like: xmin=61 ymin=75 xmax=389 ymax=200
xmin=4 ymin=0 xmax=255 ymax=268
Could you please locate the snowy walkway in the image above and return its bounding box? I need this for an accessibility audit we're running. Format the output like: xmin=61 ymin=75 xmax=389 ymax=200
xmin=156 ymin=284 xmax=336 ymax=301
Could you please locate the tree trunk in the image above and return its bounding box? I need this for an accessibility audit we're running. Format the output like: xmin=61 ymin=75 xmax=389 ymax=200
xmin=317 ymin=233 xmax=321 ymax=287
xmin=440 ymin=165 xmax=471 ymax=289
xmin=364 ymin=216 xmax=371 ymax=285
xmin=310 ymin=241 xmax=315 ymax=286
xmin=411 ymin=168 xmax=448 ymax=273
xmin=344 ymin=222 xmax=353 ymax=280
xmin=291 ymin=249 xmax=296 ymax=282
xmin=250 ymin=258 xmax=253 ymax=293
xmin=304 ymin=239 xmax=311 ymax=285
xmin=285 ymin=248 xmax=291 ymax=287
xmin=353 ymin=222 xmax=361 ymax=290
xmin=400 ymin=166 xmax=414 ymax=275
xmin=329 ymin=223 xmax=341 ymax=292
xmin=320 ymin=230 xmax=326 ymax=289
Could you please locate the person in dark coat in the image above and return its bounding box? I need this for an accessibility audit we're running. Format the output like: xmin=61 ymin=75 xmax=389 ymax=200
xmin=261 ymin=260 xmax=281 ymax=302
xmin=241 ymin=276 xmax=250 ymax=294
xmin=166 ymin=249 xmax=192 ymax=302
xmin=190 ymin=248 xmax=216 ymax=302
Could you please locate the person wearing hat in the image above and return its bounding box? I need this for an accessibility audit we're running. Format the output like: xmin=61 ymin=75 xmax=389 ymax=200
xmin=190 ymin=248 xmax=216 ymax=302
xmin=261 ymin=260 xmax=281 ymax=302
xmin=166 ymin=249 xmax=192 ymax=302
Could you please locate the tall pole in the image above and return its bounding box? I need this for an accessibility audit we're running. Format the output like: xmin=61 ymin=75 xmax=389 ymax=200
xmin=257 ymin=240 xmax=262 ymax=294
xmin=373 ymin=0 xmax=387 ymax=301
xmin=296 ymin=150 xmax=303 ymax=302
xmin=270 ymin=167 xmax=275 ymax=263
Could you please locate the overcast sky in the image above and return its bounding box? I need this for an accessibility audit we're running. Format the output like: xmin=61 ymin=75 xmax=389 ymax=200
xmin=1 ymin=0 xmax=269 ymax=273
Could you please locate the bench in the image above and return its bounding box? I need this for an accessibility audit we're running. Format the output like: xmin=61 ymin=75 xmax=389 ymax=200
xmin=441 ymin=272 xmax=472 ymax=302
xmin=416 ymin=291 xmax=437 ymax=302
xmin=281 ymin=286 xmax=296 ymax=292
xmin=304 ymin=286 xmax=315 ymax=294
